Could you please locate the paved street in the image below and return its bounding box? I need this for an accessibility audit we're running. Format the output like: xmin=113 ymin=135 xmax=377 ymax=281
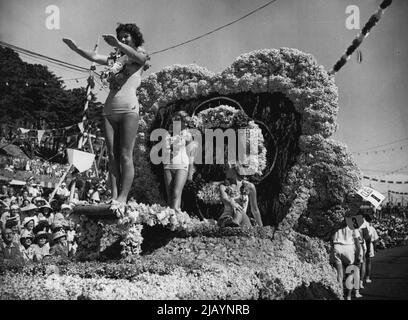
xmin=360 ymin=245 xmax=408 ymax=300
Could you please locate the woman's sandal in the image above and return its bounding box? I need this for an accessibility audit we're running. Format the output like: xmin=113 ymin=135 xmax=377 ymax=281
xmin=109 ymin=200 xmax=126 ymax=218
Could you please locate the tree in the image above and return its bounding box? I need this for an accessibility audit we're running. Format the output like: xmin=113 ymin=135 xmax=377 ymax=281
xmin=0 ymin=47 xmax=100 ymax=162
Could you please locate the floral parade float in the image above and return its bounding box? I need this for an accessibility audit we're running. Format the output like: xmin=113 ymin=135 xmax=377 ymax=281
xmin=0 ymin=48 xmax=359 ymax=300
xmin=1 ymin=1 xmax=394 ymax=300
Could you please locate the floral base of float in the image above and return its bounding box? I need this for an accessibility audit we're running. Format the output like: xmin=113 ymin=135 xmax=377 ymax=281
xmin=74 ymin=201 xmax=210 ymax=261
xmin=0 ymin=228 xmax=343 ymax=300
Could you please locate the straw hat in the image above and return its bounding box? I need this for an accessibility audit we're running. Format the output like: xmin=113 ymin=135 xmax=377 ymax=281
xmin=61 ymin=203 xmax=73 ymax=211
xmin=20 ymin=229 xmax=34 ymax=240
xmin=22 ymin=217 xmax=36 ymax=227
xmin=10 ymin=204 xmax=20 ymax=211
xmin=20 ymin=203 xmax=38 ymax=212
xmin=35 ymin=230 xmax=49 ymax=241
xmin=39 ymin=204 xmax=53 ymax=211
xmin=52 ymin=230 xmax=67 ymax=242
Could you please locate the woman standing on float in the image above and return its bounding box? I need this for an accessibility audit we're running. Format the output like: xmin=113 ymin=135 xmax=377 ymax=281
xmin=63 ymin=23 xmax=149 ymax=214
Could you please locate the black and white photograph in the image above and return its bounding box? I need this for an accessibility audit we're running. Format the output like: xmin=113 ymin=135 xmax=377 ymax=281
xmin=0 ymin=0 xmax=407 ymax=308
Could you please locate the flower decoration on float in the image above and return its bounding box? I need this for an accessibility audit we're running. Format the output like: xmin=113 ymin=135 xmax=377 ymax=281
xmin=191 ymin=104 xmax=267 ymax=204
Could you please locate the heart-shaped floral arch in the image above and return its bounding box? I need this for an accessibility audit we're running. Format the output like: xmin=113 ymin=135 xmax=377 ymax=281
xmin=132 ymin=48 xmax=362 ymax=240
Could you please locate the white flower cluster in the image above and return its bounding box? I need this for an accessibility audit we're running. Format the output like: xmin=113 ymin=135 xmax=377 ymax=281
xmin=193 ymin=105 xmax=240 ymax=129
xmin=197 ymin=183 xmax=222 ymax=204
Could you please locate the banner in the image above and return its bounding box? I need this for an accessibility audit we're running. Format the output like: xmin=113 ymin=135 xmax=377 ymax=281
xmin=19 ymin=128 xmax=30 ymax=134
xmin=78 ymin=122 xmax=84 ymax=133
xmin=356 ymin=186 xmax=385 ymax=208
xmin=37 ymin=130 xmax=45 ymax=144
xmin=66 ymin=148 xmax=95 ymax=173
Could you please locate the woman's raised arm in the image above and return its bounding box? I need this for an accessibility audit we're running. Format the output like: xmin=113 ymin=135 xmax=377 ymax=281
xmin=62 ymin=38 xmax=109 ymax=65
xmin=102 ymin=34 xmax=148 ymax=65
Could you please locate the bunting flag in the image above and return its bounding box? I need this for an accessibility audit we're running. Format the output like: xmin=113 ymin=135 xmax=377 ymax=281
xmin=356 ymin=186 xmax=385 ymax=208
xmin=19 ymin=128 xmax=30 ymax=134
xmin=329 ymin=0 xmax=393 ymax=75
xmin=389 ymin=190 xmax=408 ymax=195
xmin=363 ymin=176 xmax=408 ymax=184
xmin=66 ymin=148 xmax=95 ymax=173
xmin=37 ymin=130 xmax=45 ymax=144
xmin=354 ymin=144 xmax=408 ymax=156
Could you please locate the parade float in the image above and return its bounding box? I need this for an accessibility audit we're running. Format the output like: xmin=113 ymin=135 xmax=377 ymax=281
xmin=0 ymin=1 xmax=393 ymax=300
xmin=1 ymin=48 xmax=358 ymax=300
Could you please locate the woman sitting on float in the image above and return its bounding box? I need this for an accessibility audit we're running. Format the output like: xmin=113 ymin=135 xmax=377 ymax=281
xmin=218 ymin=163 xmax=263 ymax=228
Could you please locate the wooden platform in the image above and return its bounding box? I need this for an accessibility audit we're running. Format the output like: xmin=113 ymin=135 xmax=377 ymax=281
xmin=72 ymin=203 xmax=118 ymax=220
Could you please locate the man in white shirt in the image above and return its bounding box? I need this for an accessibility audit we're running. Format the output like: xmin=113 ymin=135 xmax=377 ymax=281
xmin=56 ymin=182 xmax=70 ymax=199
xmin=332 ymin=221 xmax=363 ymax=300
xmin=26 ymin=178 xmax=41 ymax=198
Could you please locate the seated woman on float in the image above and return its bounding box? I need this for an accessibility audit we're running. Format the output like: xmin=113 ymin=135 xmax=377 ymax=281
xmin=218 ymin=163 xmax=263 ymax=228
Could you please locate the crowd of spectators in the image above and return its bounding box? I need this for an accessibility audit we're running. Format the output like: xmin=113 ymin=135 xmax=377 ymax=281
xmin=0 ymin=177 xmax=111 ymax=264
xmin=1 ymin=157 xmax=70 ymax=178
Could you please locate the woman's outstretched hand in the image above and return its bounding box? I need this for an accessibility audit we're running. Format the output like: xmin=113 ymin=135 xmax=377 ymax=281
xmin=102 ymin=34 xmax=119 ymax=47
xmin=62 ymin=38 xmax=78 ymax=51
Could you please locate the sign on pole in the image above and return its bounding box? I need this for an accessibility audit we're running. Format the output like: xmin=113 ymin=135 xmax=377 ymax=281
xmin=356 ymin=186 xmax=385 ymax=209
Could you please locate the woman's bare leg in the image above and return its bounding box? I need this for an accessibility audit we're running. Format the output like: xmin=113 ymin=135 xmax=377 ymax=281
xmin=104 ymin=117 xmax=121 ymax=200
xmin=170 ymin=169 xmax=188 ymax=210
xmin=163 ymin=169 xmax=173 ymax=206
xmin=116 ymin=113 xmax=139 ymax=203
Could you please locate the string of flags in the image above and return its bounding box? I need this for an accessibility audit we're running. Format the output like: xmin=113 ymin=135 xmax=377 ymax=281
xmin=353 ymin=144 xmax=408 ymax=156
xmin=329 ymin=0 xmax=393 ymax=75
xmin=389 ymin=190 xmax=408 ymax=195
xmin=15 ymin=123 xmax=104 ymax=145
xmin=363 ymin=176 xmax=408 ymax=184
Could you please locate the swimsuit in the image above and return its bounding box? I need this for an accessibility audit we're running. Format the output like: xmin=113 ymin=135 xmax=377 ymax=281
xmin=102 ymin=55 xmax=141 ymax=117
xmin=163 ymin=130 xmax=192 ymax=171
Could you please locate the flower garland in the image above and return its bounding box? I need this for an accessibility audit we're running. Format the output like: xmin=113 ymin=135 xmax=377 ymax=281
xmin=192 ymin=105 xmax=267 ymax=176
xmin=100 ymin=49 xmax=128 ymax=91
xmin=77 ymin=201 xmax=209 ymax=258
xmin=329 ymin=0 xmax=393 ymax=75
xmin=197 ymin=179 xmax=251 ymax=205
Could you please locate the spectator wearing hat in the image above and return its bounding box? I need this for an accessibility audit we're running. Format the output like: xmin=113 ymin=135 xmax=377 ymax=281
xmin=50 ymin=230 xmax=72 ymax=258
xmin=5 ymin=219 xmax=21 ymax=243
xmin=20 ymin=229 xmax=35 ymax=262
xmin=32 ymin=197 xmax=47 ymax=208
xmin=53 ymin=203 xmax=72 ymax=227
xmin=0 ymin=228 xmax=24 ymax=264
xmin=33 ymin=219 xmax=51 ymax=235
xmin=19 ymin=203 xmax=39 ymax=224
xmin=0 ymin=207 xmax=10 ymax=231
xmin=38 ymin=203 xmax=55 ymax=225
xmin=26 ymin=178 xmax=40 ymax=198
xmin=56 ymin=182 xmax=70 ymax=200
xmin=9 ymin=204 xmax=21 ymax=223
xmin=32 ymin=231 xmax=50 ymax=262
xmin=22 ymin=217 xmax=36 ymax=233
xmin=66 ymin=220 xmax=78 ymax=255
xmin=6 ymin=187 xmax=17 ymax=206
xmin=0 ymin=185 xmax=8 ymax=198
xmin=18 ymin=190 xmax=32 ymax=207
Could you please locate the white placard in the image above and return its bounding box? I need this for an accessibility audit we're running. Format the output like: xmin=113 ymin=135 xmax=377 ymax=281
xmin=66 ymin=148 xmax=95 ymax=173
xmin=346 ymin=214 xmax=364 ymax=230
xmin=356 ymin=186 xmax=385 ymax=209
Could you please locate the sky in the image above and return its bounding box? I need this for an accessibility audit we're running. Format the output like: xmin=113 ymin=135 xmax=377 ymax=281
xmin=1 ymin=0 xmax=407 ymax=200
